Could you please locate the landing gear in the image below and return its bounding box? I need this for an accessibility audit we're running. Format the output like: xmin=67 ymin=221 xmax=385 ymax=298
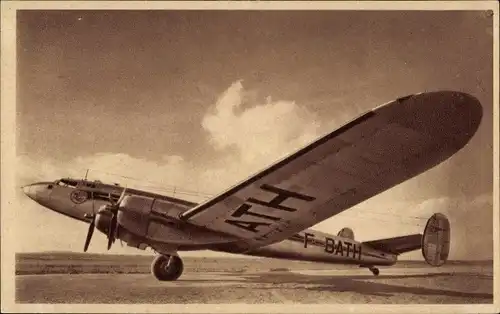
xmin=151 ymin=255 xmax=184 ymax=281
xmin=369 ymin=266 xmax=380 ymax=276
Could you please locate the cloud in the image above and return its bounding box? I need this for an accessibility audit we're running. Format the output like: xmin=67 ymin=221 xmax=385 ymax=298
xmin=200 ymin=80 xmax=321 ymax=183
xmin=18 ymin=80 xmax=323 ymax=198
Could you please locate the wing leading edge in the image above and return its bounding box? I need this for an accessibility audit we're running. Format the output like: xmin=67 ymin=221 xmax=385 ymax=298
xmin=180 ymin=91 xmax=482 ymax=252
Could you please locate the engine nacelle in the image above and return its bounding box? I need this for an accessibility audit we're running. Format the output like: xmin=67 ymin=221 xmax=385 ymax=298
xmin=120 ymin=195 xmax=154 ymax=215
xmin=116 ymin=195 xmax=154 ymax=237
xmin=114 ymin=195 xmax=231 ymax=248
xmin=89 ymin=201 xmax=153 ymax=252
xmin=337 ymin=227 xmax=355 ymax=240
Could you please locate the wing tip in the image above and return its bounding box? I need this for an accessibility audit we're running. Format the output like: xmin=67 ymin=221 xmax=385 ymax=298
xmin=375 ymin=90 xmax=483 ymax=149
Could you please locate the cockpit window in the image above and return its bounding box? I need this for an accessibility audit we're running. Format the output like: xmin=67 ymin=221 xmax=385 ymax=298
xmin=58 ymin=178 xmax=78 ymax=187
xmin=55 ymin=178 xmax=100 ymax=189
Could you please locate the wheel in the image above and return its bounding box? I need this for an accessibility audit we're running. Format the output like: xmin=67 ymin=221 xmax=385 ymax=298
xmin=369 ymin=267 xmax=380 ymax=276
xmin=150 ymin=255 xmax=184 ymax=281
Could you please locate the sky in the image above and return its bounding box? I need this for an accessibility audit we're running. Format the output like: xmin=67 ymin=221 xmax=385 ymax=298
xmin=14 ymin=10 xmax=494 ymax=260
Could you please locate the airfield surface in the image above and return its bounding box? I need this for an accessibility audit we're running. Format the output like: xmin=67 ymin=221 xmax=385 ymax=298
xmin=16 ymin=253 xmax=493 ymax=304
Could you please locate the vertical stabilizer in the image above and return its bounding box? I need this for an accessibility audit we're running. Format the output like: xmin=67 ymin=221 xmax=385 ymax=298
xmin=422 ymin=213 xmax=450 ymax=266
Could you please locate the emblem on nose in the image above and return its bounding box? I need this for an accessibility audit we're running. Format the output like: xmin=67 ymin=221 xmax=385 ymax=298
xmin=70 ymin=190 xmax=89 ymax=204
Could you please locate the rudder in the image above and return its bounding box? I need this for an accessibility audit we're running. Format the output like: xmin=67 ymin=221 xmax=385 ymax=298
xmin=422 ymin=213 xmax=450 ymax=266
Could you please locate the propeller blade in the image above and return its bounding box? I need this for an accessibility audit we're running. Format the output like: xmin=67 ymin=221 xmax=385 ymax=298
xmin=107 ymin=192 xmax=114 ymax=204
xmin=91 ymin=191 xmax=95 ymax=214
xmin=83 ymin=217 xmax=95 ymax=252
xmin=107 ymin=214 xmax=117 ymax=250
xmin=116 ymin=187 xmax=127 ymax=205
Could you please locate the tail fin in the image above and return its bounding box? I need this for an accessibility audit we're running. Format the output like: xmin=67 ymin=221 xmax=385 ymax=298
xmin=421 ymin=213 xmax=450 ymax=266
xmin=362 ymin=213 xmax=451 ymax=266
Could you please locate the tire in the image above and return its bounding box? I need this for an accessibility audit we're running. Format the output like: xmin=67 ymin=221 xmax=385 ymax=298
xmin=150 ymin=255 xmax=184 ymax=281
xmin=370 ymin=267 xmax=380 ymax=276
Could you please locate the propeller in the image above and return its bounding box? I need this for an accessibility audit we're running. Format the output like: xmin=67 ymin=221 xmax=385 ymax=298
xmin=82 ymin=187 xmax=127 ymax=252
xmin=106 ymin=187 xmax=127 ymax=250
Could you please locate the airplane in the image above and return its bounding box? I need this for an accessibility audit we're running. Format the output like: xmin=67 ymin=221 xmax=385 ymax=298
xmin=22 ymin=91 xmax=482 ymax=281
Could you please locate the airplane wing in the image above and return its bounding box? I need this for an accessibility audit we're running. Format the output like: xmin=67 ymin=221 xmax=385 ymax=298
xmin=362 ymin=234 xmax=422 ymax=255
xmin=180 ymin=91 xmax=482 ymax=252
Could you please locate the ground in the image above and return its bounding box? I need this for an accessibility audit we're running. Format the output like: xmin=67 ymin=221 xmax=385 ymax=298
xmin=15 ymin=252 xmax=493 ymax=304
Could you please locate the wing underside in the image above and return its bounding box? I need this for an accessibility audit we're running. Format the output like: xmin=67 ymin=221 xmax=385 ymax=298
xmin=180 ymin=92 xmax=482 ymax=251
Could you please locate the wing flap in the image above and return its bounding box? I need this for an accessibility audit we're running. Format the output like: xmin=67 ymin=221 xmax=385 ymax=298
xmin=363 ymin=234 xmax=422 ymax=255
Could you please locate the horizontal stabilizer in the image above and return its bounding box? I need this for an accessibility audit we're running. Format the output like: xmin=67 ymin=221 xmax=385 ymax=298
xmin=363 ymin=234 xmax=422 ymax=255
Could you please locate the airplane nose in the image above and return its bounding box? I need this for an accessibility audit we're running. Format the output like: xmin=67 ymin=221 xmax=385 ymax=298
xmin=22 ymin=185 xmax=35 ymax=200
xmin=22 ymin=183 xmax=51 ymax=203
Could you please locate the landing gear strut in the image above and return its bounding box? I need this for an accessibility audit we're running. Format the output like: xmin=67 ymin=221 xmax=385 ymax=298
xmin=369 ymin=266 xmax=380 ymax=276
xmin=151 ymin=255 xmax=184 ymax=281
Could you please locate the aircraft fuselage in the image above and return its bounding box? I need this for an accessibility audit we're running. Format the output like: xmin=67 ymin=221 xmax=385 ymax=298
xmin=22 ymin=179 xmax=397 ymax=267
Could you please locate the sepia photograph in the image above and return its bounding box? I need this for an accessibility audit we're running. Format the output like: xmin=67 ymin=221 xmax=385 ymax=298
xmin=1 ymin=1 xmax=499 ymax=313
